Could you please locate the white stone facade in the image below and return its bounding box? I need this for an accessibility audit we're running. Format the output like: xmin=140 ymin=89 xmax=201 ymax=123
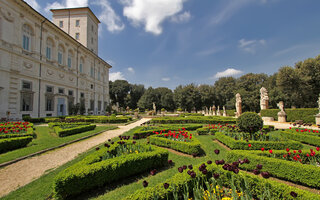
xmin=0 ymin=0 xmax=111 ymax=119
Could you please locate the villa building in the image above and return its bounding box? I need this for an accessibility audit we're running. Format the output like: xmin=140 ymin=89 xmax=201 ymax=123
xmin=0 ymin=0 xmax=111 ymax=119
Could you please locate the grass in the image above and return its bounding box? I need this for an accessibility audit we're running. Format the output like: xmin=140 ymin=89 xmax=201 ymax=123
xmin=0 ymin=125 xmax=116 ymax=165
xmin=1 ymin=126 xmax=228 ymax=200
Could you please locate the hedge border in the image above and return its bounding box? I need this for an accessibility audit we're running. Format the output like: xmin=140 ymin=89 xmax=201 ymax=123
xmin=123 ymin=162 xmax=320 ymax=200
xmin=0 ymin=136 xmax=33 ymax=154
xmin=53 ymin=142 xmax=169 ymax=199
xmin=150 ymin=116 xmax=236 ymax=124
xmin=261 ymin=108 xmax=318 ymax=123
xmin=54 ymin=125 xmax=96 ymax=137
xmin=279 ymin=130 xmax=320 ymax=146
xmin=226 ymin=150 xmax=320 ymax=189
xmin=149 ymin=135 xmax=201 ymax=155
xmin=215 ymin=132 xmax=303 ymax=150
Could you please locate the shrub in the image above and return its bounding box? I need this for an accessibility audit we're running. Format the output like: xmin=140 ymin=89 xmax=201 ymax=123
xmin=279 ymin=130 xmax=320 ymax=146
xmin=151 ymin=116 xmax=236 ymax=124
xmin=196 ymin=127 xmax=210 ymax=135
xmin=237 ymin=112 xmax=263 ymax=134
xmin=124 ymin=162 xmax=320 ymax=200
xmin=227 ymin=150 xmax=320 ymax=189
xmin=54 ymin=125 xmax=96 ymax=137
xmin=23 ymin=116 xmax=45 ymax=123
xmin=53 ymin=142 xmax=168 ymax=199
xmin=215 ymin=132 xmax=302 ymax=150
xmin=149 ymin=135 xmax=201 ymax=155
xmin=179 ymin=113 xmax=204 ymax=117
xmin=0 ymin=136 xmax=33 ymax=153
xmin=261 ymin=108 xmax=318 ymax=123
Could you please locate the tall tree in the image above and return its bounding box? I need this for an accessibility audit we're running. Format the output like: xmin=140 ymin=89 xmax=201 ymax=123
xmin=125 ymin=84 xmax=145 ymax=109
xmin=109 ymin=80 xmax=130 ymax=108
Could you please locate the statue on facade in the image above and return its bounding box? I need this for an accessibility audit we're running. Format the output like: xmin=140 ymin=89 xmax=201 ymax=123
xmin=260 ymin=87 xmax=269 ymax=110
xmin=235 ymin=93 xmax=242 ymax=117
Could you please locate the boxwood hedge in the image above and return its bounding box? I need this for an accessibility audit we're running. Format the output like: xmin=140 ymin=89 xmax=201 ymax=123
xmin=279 ymin=130 xmax=320 ymax=146
xmin=53 ymin=141 xmax=168 ymax=199
xmin=215 ymin=132 xmax=303 ymax=150
xmin=123 ymin=162 xmax=320 ymax=200
xmin=149 ymin=135 xmax=201 ymax=155
xmin=54 ymin=124 xmax=96 ymax=137
xmin=150 ymin=116 xmax=236 ymax=124
xmin=261 ymin=108 xmax=318 ymax=123
xmin=226 ymin=150 xmax=320 ymax=189
xmin=0 ymin=136 xmax=33 ymax=153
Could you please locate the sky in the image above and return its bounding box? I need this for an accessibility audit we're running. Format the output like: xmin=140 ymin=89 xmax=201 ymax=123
xmin=25 ymin=0 xmax=320 ymax=89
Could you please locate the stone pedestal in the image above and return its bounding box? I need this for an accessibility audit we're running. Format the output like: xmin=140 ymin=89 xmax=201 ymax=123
xmin=278 ymin=111 xmax=286 ymax=122
xmin=315 ymin=114 xmax=320 ymax=125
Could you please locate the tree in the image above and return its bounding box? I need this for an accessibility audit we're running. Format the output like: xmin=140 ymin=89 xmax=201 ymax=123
xmin=109 ymin=80 xmax=130 ymax=108
xmin=213 ymin=77 xmax=237 ymax=108
xmin=125 ymin=84 xmax=145 ymax=109
xmin=155 ymin=87 xmax=175 ymax=111
xmin=198 ymin=84 xmax=215 ymax=109
xmin=173 ymin=84 xmax=201 ymax=112
xmin=137 ymin=87 xmax=159 ymax=110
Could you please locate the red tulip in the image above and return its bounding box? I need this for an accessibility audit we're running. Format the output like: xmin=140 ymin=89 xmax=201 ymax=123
xmin=248 ymin=144 xmax=252 ymax=147
xmin=269 ymin=150 xmax=273 ymax=154
xmin=286 ymin=148 xmax=290 ymax=152
xmin=261 ymin=147 xmax=265 ymax=151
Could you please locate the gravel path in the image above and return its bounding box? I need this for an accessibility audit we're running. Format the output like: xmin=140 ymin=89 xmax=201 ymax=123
xmin=0 ymin=118 xmax=150 ymax=198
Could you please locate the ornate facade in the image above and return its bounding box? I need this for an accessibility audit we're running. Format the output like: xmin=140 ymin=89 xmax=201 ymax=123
xmin=0 ymin=0 xmax=111 ymax=119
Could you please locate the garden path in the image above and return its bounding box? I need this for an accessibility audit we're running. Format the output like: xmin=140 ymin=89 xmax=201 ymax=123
xmin=263 ymin=121 xmax=320 ymax=130
xmin=0 ymin=118 xmax=151 ymax=198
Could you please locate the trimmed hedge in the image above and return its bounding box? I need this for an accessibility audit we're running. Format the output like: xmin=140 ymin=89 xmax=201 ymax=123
xmin=133 ymin=124 xmax=203 ymax=139
xmin=279 ymin=130 xmax=320 ymax=146
xmin=23 ymin=116 xmax=46 ymax=123
xmin=0 ymin=136 xmax=33 ymax=153
xmin=151 ymin=116 xmax=236 ymax=124
xmin=53 ymin=142 xmax=168 ymax=199
xmin=196 ymin=127 xmax=210 ymax=135
xmin=54 ymin=125 xmax=96 ymax=137
xmin=66 ymin=116 xmax=132 ymax=123
xmin=215 ymin=132 xmax=303 ymax=150
xmin=149 ymin=135 xmax=201 ymax=155
xmin=226 ymin=109 xmax=236 ymax=117
xmin=226 ymin=150 xmax=320 ymax=189
xmin=123 ymin=162 xmax=320 ymax=200
xmin=179 ymin=113 xmax=204 ymax=117
xmin=261 ymin=108 xmax=318 ymax=123
xmin=48 ymin=122 xmax=90 ymax=128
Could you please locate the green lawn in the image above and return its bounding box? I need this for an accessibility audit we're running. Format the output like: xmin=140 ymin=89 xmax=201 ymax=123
xmin=1 ymin=127 xmax=228 ymax=200
xmin=0 ymin=125 xmax=116 ymax=165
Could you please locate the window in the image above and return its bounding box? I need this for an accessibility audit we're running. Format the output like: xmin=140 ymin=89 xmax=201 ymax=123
xmin=46 ymin=96 xmax=54 ymax=111
xmin=91 ymin=25 xmax=93 ymax=31
xmin=22 ymin=24 xmax=32 ymax=51
xmin=22 ymin=81 xmax=32 ymax=90
xmin=46 ymin=86 xmax=53 ymax=93
xmin=98 ymin=101 xmax=101 ymax=111
xmin=68 ymin=90 xmax=73 ymax=96
xmin=21 ymin=81 xmax=33 ymax=111
xmin=91 ymin=37 xmax=93 ymax=44
xmin=58 ymin=45 xmax=64 ymax=65
xmin=59 ymin=21 xmax=63 ymax=28
xmin=75 ymin=33 xmax=80 ymax=40
xmin=80 ymin=92 xmax=84 ymax=98
xmin=46 ymin=38 xmax=53 ymax=60
xmin=76 ymin=20 xmax=80 ymax=27
xmin=98 ymin=69 xmax=100 ymax=81
xmin=90 ymin=66 xmax=94 ymax=77
xmin=79 ymin=58 xmax=83 ymax=73
xmin=91 ymin=84 xmax=93 ymax=89
xmin=46 ymin=114 xmax=52 ymax=117
xmin=58 ymin=88 xmax=64 ymax=94
xmin=67 ymin=50 xmax=73 ymax=68
xmin=90 ymin=100 xmax=94 ymax=111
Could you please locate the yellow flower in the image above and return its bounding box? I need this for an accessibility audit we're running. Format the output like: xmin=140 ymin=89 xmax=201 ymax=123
xmin=135 ymin=150 xmax=139 ymax=154
xmin=222 ymin=197 xmax=232 ymax=200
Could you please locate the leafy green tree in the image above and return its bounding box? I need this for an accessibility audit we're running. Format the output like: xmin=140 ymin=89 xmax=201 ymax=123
xmin=198 ymin=84 xmax=215 ymax=109
xmin=173 ymin=84 xmax=201 ymax=112
xmin=213 ymin=77 xmax=237 ymax=107
xmin=109 ymin=80 xmax=130 ymax=108
xmin=137 ymin=87 xmax=159 ymax=110
xmin=125 ymin=84 xmax=145 ymax=109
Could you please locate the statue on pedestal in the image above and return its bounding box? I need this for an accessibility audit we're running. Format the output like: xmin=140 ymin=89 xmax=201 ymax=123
xmin=235 ymin=93 xmax=242 ymax=117
xmin=260 ymin=87 xmax=269 ymax=110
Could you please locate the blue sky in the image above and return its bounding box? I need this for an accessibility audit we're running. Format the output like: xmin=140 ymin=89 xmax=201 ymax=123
xmin=25 ymin=0 xmax=320 ymax=89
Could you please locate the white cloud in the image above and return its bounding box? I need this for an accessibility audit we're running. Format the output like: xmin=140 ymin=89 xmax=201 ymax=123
xmin=214 ymin=68 xmax=243 ymax=78
xmin=274 ymin=44 xmax=309 ymax=57
xmin=238 ymin=39 xmax=266 ymax=54
xmin=127 ymin=67 xmax=135 ymax=73
xmin=162 ymin=77 xmax=170 ymax=81
xmin=92 ymin=0 xmax=125 ymax=32
xmin=122 ymin=0 xmax=188 ymax=35
xmin=109 ymin=72 xmax=125 ymax=81
xmin=25 ymin=0 xmax=41 ymax=11
xmin=45 ymin=0 xmax=88 ymax=13
xmin=170 ymin=11 xmax=191 ymax=23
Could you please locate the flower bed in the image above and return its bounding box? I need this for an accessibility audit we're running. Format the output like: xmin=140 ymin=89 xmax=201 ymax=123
xmin=53 ymin=124 xmax=96 ymax=137
xmin=149 ymin=129 xmax=201 ymax=155
xmin=150 ymin=116 xmax=236 ymax=124
xmin=133 ymin=124 xmax=203 ymax=139
xmin=226 ymin=149 xmax=320 ymax=189
xmin=215 ymin=132 xmax=303 ymax=150
xmin=53 ymin=140 xmax=168 ymax=199
xmin=0 ymin=136 xmax=33 ymax=153
xmin=124 ymin=161 xmax=320 ymax=200
xmin=0 ymin=122 xmax=35 ymax=139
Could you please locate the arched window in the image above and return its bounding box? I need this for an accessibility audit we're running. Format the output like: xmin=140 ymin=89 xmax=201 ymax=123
xmin=67 ymin=50 xmax=73 ymax=68
xmin=79 ymin=57 xmax=84 ymax=73
xmin=58 ymin=44 xmax=64 ymax=65
xmin=46 ymin=38 xmax=54 ymax=60
xmin=22 ymin=24 xmax=33 ymax=51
